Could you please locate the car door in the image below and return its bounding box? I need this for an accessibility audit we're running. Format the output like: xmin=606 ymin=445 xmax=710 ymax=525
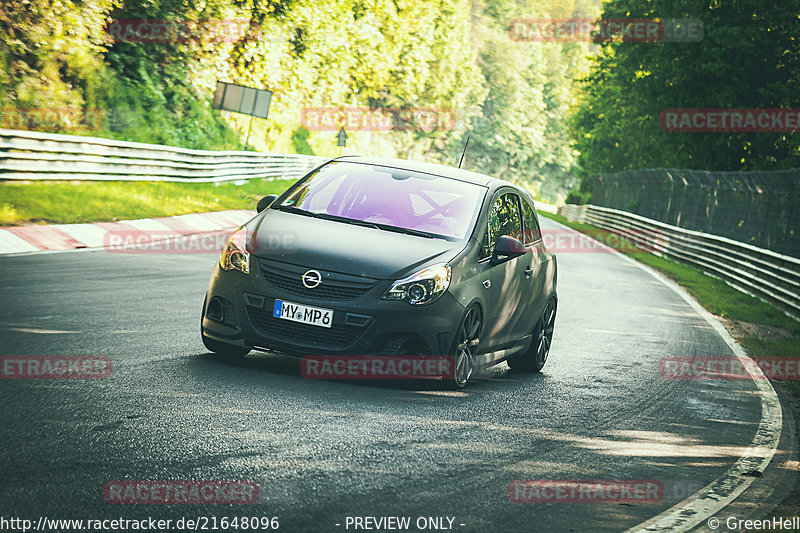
xmin=480 ymin=191 xmax=532 ymax=348
xmin=520 ymin=196 xmax=547 ymax=325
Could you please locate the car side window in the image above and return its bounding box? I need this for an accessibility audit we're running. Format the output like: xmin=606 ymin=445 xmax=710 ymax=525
xmin=480 ymin=193 xmax=523 ymax=260
xmin=521 ymin=199 xmax=542 ymax=244
xmin=480 ymin=226 xmax=491 ymax=260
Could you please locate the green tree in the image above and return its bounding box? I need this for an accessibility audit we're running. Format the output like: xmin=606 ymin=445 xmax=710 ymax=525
xmin=572 ymin=0 xmax=800 ymax=176
xmin=439 ymin=0 xmax=601 ymax=201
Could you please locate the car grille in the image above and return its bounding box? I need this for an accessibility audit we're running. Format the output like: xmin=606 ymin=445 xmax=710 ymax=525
xmin=247 ymin=308 xmax=366 ymax=348
xmin=257 ymin=258 xmax=378 ymax=301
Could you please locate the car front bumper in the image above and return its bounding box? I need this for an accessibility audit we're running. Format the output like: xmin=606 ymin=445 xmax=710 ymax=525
xmin=201 ymin=261 xmax=466 ymax=357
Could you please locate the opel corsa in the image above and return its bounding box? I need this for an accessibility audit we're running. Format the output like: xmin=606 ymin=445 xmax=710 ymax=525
xmin=202 ymin=157 xmax=558 ymax=387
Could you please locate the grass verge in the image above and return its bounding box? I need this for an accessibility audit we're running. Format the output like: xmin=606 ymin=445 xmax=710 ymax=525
xmin=0 ymin=179 xmax=297 ymax=226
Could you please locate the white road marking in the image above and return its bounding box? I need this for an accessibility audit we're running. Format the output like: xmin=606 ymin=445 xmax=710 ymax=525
xmin=0 ymin=210 xmax=255 ymax=255
xmin=224 ymin=210 xmax=258 ymax=225
xmin=51 ymin=223 xmax=108 ymax=248
xmin=170 ymin=213 xmax=223 ymax=231
xmin=124 ymin=218 xmax=175 ymax=232
xmin=547 ymin=223 xmax=783 ymax=533
xmin=8 ymin=327 xmax=80 ymax=334
xmin=620 ymin=251 xmax=782 ymax=532
xmin=0 ymin=229 xmax=41 ymax=253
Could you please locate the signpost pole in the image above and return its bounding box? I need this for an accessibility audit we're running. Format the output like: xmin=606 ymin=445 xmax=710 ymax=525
xmin=245 ymin=115 xmax=254 ymax=149
xmin=244 ymin=93 xmax=258 ymax=150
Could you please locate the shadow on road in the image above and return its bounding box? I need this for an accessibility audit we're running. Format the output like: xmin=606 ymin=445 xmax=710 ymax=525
xmin=192 ymin=349 xmax=543 ymax=394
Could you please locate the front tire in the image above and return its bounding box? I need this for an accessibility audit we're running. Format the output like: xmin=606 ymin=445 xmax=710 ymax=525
xmin=508 ymin=299 xmax=556 ymax=373
xmin=450 ymin=306 xmax=482 ymax=388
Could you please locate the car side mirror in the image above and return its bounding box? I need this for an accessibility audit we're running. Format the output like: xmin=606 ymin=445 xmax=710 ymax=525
xmin=256 ymin=194 xmax=278 ymax=213
xmin=491 ymin=235 xmax=526 ymax=265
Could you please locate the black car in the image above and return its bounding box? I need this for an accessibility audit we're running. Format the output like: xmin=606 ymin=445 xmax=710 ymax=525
xmin=202 ymin=157 xmax=557 ymax=387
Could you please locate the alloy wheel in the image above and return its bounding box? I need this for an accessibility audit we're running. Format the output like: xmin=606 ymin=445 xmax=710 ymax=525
xmin=535 ymin=300 xmax=556 ymax=368
xmin=453 ymin=306 xmax=481 ymax=388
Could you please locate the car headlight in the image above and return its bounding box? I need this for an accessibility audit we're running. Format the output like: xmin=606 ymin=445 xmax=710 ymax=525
xmin=219 ymin=227 xmax=250 ymax=274
xmin=382 ymin=263 xmax=451 ymax=305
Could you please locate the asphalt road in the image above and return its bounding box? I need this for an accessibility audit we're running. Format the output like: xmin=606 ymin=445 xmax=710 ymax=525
xmin=0 ymin=217 xmax=778 ymax=532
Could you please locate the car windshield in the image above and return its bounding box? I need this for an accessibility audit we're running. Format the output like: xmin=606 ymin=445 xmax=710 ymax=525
xmin=275 ymin=161 xmax=486 ymax=240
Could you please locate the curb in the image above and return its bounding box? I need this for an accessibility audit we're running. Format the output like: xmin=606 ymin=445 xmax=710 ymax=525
xmin=0 ymin=210 xmax=256 ymax=256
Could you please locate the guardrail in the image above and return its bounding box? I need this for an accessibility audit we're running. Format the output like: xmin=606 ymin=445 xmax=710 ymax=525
xmin=585 ymin=166 xmax=800 ymax=259
xmin=558 ymin=204 xmax=800 ymax=318
xmin=0 ymin=130 xmax=563 ymax=215
xmin=0 ymin=129 xmax=326 ymax=183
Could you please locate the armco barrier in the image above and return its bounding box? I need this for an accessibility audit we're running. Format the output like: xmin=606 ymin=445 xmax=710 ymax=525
xmin=0 ymin=129 xmax=560 ymax=217
xmin=585 ymin=167 xmax=800 ymax=258
xmin=558 ymin=204 xmax=800 ymax=318
xmin=0 ymin=129 xmax=326 ymax=183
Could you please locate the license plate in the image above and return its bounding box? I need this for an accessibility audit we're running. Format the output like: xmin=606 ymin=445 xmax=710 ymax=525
xmin=273 ymin=299 xmax=333 ymax=328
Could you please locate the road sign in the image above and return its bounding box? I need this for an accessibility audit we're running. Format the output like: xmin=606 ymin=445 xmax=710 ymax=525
xmin=336 ymin=127 xmax=348 ymax=147
xmin=212 ymin=81 xmax=272 ymax=148
xmin=212 ymin=82 xmax=271 ymax=119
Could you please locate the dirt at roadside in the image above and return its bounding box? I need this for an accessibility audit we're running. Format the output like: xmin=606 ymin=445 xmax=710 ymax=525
xmin=719 ymin=316 xmax=795 ymax=342
xmin=719 ymin=316 xmax=800 ymax=519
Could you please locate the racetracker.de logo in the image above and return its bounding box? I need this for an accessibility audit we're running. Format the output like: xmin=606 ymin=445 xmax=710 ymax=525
xmin=103 ymin=229 xmax=234 ymax=254
xmin=1 ymin=356 xmax=111 ymax=379
xmin=105 ymin=19 xmax=250 ymax=43
xmin=508 ymin=18 xmax=703 ymax=43
xmin=301 ymin=355 xmax=454 ymax=380
xmin=0 ymin=107 xmax=103 ymax=131
xmin=660 ymin=108 xmax=800 ymax=132
xmin=102 ymin=229 xmax=296 ymax=255
xmin=661 ymin=356 xmax=800 ymax=380
xmin=541 ymin=229 xmax=663 ymax=253
xmin=104 ymin=480 xmax=259 ymax=504
xmin=509 ymin=480 xmax=663 ymax=503
xmin=300 ymin=107 xmax=456 ymax=132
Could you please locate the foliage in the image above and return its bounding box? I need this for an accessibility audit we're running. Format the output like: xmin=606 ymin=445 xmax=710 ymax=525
xmin=290 ymin=127 xmax=315 ymax=155
xmin=565 ymin=190 xmax=590 ymax=205
xmin=570 ymin=0 xmax=800 ymax=176
xmin=442 ymin=0 xmax=602 ymax=202
xmin=2 ymin=0 xmax=603 ymax=202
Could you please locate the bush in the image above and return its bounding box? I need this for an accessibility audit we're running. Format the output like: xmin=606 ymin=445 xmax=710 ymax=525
xmin=291 ymin=127 xmax=316 ymax=155
xmin=565 ymin=190 xmax=591 ymax=205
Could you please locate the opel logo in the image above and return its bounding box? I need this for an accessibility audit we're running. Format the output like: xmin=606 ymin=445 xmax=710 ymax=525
xmin=302 ymin=269 xmax=322 ymax=289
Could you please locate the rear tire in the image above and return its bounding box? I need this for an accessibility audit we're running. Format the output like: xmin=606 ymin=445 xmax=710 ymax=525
xmin=201 ymin=332 xmax=251 ymax=358
xmin=508 ymin=299 xmax=556 ymax=373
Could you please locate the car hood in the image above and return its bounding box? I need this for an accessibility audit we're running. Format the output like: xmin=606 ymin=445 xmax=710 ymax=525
xmin=246 ymin=209 xmax=465 ymax=280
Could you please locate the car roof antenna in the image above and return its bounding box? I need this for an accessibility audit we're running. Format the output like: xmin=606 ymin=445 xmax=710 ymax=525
xmin=458 ymin=136 xmax=470 ymax=169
